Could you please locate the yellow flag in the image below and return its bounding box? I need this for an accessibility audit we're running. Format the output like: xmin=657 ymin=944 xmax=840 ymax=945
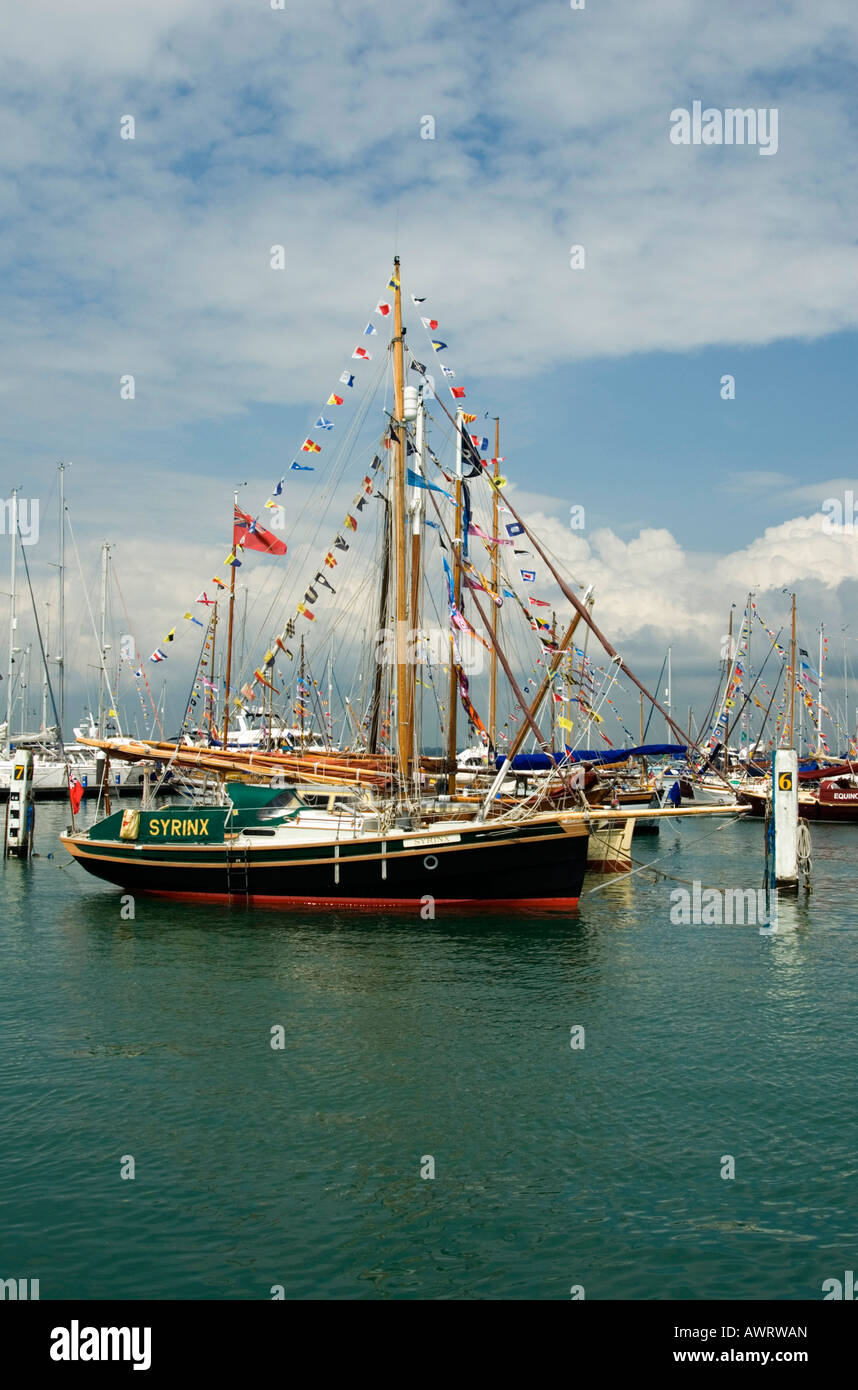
xmin=556 ymin=715 xmax=573 ymax=731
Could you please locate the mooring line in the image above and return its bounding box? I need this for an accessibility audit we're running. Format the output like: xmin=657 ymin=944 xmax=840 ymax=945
xmin=583 ymin=816 xmax=740 ymax=895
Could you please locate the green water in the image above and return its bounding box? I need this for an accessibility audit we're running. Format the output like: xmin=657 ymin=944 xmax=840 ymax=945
xmin=1 ymin=802 xmax=856 ymax=1300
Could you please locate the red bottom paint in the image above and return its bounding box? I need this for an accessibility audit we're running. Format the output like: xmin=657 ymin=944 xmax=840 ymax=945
xmin=142 ymin=890 xmax=580 ymax=914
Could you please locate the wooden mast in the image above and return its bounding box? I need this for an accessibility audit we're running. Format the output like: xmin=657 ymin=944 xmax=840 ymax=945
xmin=222 ymin=494 xmax=238 ymax=746
xmin=489 ymin=417 xmax=500 ymax=749
xmin=391 ymin=257 xmax=411 ymax=788
xmin=369 ymin=493 xmax=390 ymax=754
xmin=445 ymin=410 xmax=463 ymax=793
xmin=406 ymin=396 xmax=425 ymax=739
xmin=206 ymin=601 xmax=218 ymax=740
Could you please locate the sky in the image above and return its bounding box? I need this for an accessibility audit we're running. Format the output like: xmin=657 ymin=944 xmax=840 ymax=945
xmin=2 ymin=0 xmax=858 ymax=747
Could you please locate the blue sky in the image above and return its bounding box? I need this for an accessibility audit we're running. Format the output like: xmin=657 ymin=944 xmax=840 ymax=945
xmin=2 ymin=0 xmax=858 ymax=744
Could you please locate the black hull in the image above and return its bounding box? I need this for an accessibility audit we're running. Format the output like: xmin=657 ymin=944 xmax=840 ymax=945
xmin=62 ymin=818 xmax=589 ymax=911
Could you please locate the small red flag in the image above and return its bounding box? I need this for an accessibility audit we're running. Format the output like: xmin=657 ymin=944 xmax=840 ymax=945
xmin=69 ymin=777 xmax=85 ymax=814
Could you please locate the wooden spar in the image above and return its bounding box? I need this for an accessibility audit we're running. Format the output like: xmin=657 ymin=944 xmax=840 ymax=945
xmin=206 ymin=602 xmax=218 ymax=739
xmin=445 ymin=411 xmax=464 ymax=793
xmin=496 ymin=488 xmax=701 ymax=752
xmin=75 ymin=737 xmax=393 ymax=789
xmin=467 ymin=588 xmax=553 ymax=754
xmin=391 ymin=257 xmax=410 ymax=786
xmin=223 ymin=496 xmax=238 ymax=746
xmin=489 ymin=417 xmax=500 ymax=749
xmin=369 ymin=492 xmax=390 ymax=752
xmin=406 ymin=398 xmax=425 ymax=738
xmin=505 ymin=608 xmax=585 ymax=762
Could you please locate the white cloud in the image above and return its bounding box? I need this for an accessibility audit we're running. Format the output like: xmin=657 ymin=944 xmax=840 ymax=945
xmin=0 ymin=0 xmax=857 ymax=439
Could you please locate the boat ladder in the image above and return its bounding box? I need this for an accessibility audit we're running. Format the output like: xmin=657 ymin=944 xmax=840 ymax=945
xmin=226 ymin=846 xmax=250 ymax=902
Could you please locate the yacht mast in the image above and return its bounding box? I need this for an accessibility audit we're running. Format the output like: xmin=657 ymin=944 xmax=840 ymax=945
xmin=42 ymin=617 xmax=49 ymax=732
xmin=97 ymin=541 xmax=110 ymax=739
xmin=5 ymin=487 xmax=18 ymax=754
xmin=666 ymin=645 xmax=672 ymax=743
xmin=57 ymin=462 xmax=66 ymax=736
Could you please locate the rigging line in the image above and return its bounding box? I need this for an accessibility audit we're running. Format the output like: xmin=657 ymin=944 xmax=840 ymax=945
xmin=496 ymin=486 xmax=721 ymax=775
xmin=15 ymin=520 xmax=66 ymax=764
xmin=241 ymin=444 xmax=390 ymax=687
xmin=110 ymin=560 xmax=163 ymax=736
xmin=722 ymin=627 xmax=783 ymax=753
xmin=583 ymin=814 xmax=743 ymax=894
xmin=240 ymin=365 xmax=389 ymax=665
xmin=698 ymin=607 xmax=750 ymax=750
xmin=567 ymin=655 xmax=623 ymax=751
xmin=238 ymin=352 xmax=390 ymax=650
xmin=65 ymin=517 xmax=124 ymax=735
xmin=642 ymin=650 xmax=668 ymax=744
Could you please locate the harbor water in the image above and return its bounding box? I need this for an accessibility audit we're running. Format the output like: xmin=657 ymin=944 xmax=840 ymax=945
xmin=1 ymin=801 xmax=856 ymax=1300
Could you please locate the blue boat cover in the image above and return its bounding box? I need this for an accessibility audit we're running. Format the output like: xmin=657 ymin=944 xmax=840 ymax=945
xmin=494 ymin=743 xmax=687 ymax=771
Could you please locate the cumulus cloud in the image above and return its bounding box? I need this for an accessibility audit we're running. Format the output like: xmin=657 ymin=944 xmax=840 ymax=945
xmin=0 ymin=0 xmax=857 ymax=441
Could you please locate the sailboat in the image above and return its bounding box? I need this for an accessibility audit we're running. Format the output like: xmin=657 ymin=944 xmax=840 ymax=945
xmin=61 ymin=258 xmax=740 ymax=909
xmin=1 ymin=482 xmax=137 ymax=800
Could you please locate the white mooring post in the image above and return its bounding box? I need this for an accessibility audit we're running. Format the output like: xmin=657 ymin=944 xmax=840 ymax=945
xmin=773 ymin=748 xmax=798 ymax=886
xmin=4 ymin=748 xmax=35 ymax=858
